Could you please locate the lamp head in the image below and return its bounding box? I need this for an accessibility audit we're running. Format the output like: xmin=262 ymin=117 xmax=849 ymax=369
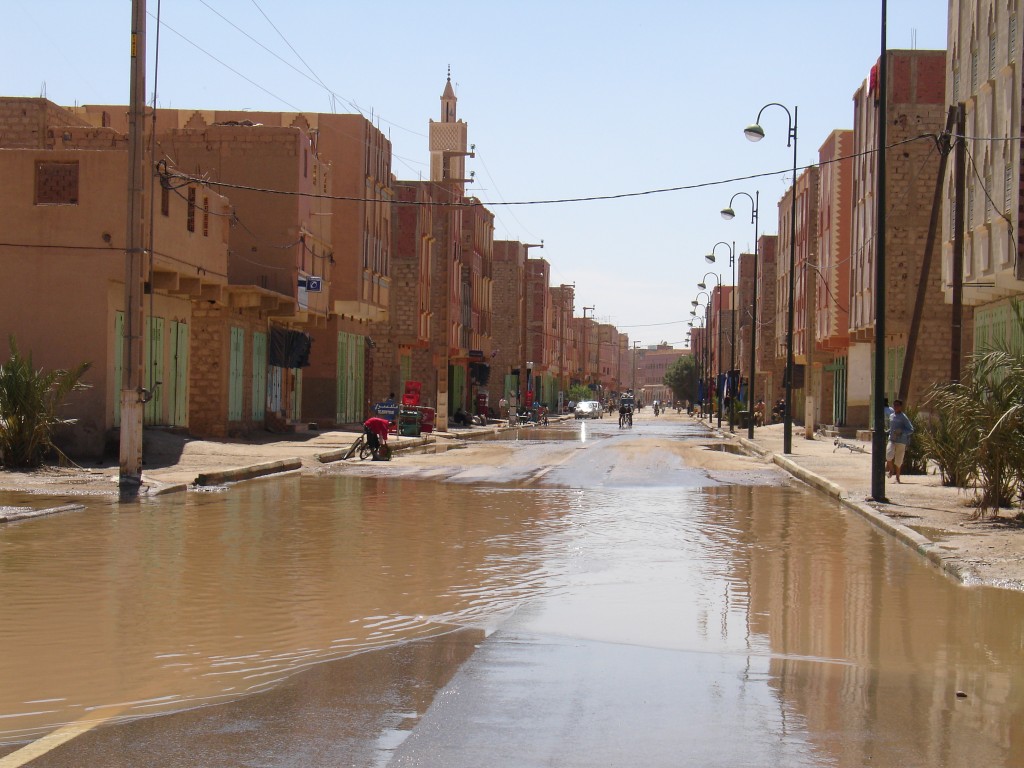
xmin=720 ymin=207 xmax=736 ymax=220
xmin=697 ymin=281 xmax=707 ymax=290
xmin=690 ymin=299 xmax=698 ymax=306
xmin=690 ymin=309 xmax=697 ymax=316
xmin=704 ymin=253 xmax=716 ymax=264
xmin=743 ymin=123 xmax=765 ymax=142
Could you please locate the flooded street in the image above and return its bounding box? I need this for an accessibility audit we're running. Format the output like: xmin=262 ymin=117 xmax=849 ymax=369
xmin=2 ymin=419 xmax=1024 ymax=766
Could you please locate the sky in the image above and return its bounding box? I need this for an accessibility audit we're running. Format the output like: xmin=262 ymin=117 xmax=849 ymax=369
xmin=5 ymin=0 xmax=949 ymax=348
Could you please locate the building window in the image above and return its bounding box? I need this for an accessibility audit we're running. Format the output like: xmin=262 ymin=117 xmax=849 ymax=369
xmin=971 ymin=48 xmax=978 ymax=91
xmin=989 ymin=32 xmax=997 ymax=79
xmin=34 ymin=161 xmax=79 ymax=205
xmin=953 ymin=66 xmax=960 ymax=101
xmin=187 ymin=187 xmax=196 ymax=232
xmin=1011 ymin=15 xmax=1018 ymax=62
xmin=202 ymin=196 xmax=209 ymax=237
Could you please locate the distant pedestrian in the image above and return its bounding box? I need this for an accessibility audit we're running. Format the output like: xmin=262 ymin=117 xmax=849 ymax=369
xmin=885 ymin=399 xmax=914 ymax=483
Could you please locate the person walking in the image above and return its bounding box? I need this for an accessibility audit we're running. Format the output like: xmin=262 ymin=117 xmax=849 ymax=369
xmin=885 ymin=399 xmax=914 ymax=483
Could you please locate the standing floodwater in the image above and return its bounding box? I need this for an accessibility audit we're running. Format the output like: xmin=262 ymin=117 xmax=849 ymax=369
xmin=2 ymin=423 xmax=1024 ymax=766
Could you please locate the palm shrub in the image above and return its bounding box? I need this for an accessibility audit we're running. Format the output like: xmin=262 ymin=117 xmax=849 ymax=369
xmin=922 ymin=304 xmax=1024 ymax=512
xmin=917 ymin=394 xmax=975 ymax=487
xmin=899 ymin=405 xmax=929 ymax=475
xmin=0 ymin=337 xmax=91 ymax=469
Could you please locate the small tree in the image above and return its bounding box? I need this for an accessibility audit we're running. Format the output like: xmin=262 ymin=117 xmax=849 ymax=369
xmin=0 ymin=337 xmax=91 ymax=469
xmin=663 ymin=355 xmax=697 ymax=404
xmin=567 ymin=384 xmax=593 ymax=404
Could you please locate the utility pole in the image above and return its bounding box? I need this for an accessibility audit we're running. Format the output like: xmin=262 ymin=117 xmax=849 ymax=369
xmin=119 ymin=0 xmax=147 ymax=493
xmin=870 ymin=3 xmax=888 ymax=502
xmin=899 ymin=106 xmax=957 ymax=401
xmin=951 ymin=104 xmax=966 ymax=383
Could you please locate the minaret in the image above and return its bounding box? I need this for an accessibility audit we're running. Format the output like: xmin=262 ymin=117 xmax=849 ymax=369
xmin=429 ymin=67 xmax=470 ymax=188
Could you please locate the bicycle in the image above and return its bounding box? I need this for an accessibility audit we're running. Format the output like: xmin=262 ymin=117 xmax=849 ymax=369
xmin=343 ymin=432 xmax=392 ymax=461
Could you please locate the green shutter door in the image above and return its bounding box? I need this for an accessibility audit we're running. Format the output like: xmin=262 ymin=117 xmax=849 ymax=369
xmin=336 ymin=332 xmax=347 ymax=423
xmin=144 ymin=316 xmax=165 ymax=425
xmin=229 ymin=326 xmax=245 ymax=421
xmin=252 ymin=331 xmax=267 ymax=420
xmin=171 ymin=321 xmax=189 ymax=427
xmin=291 ymin=369 xmax=302 ymax=421
xmin=113 ymin=311 xmax=124 ymax=427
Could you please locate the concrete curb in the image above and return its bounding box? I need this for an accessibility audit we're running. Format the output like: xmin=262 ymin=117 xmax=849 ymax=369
xmin=0 ymin=503 xmax=86 ymax=524
xmin=195 ymin=458 xmax=304 ymax=486
xmin=736 ymin=436 xmax=980 ymax=586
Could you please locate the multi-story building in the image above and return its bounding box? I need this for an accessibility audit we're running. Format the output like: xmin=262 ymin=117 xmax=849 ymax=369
xmin=460 ymin=198 xmax=495 ymax=412
xmin=525 ymin=258 xmax=554 ymax=407
xmin=144 ymin=115 xmax=332 ymax=433
xmin=0 ymin=98 xmax=232 ymax=456
xmin=850 ymin=50 xmax=950 ymax=427
xmin=370 ymin=180 xmax=436 ymax=403
xmin=777 ymin=165 xmax=820 ymax=427
xmin=634 ymin=345 xmax=690 ymax=405
xmin=944 ymin=1 xmax=1023 ymax=359
xmin=816 ymin=130 xmax=854 ymax=426
xmin=753 ymin=234 xmax=786 ymax=405
xmin=549 ymin=284 xmax=576 ymax=409
xmin=74 ymin=104 xmax=394 ymax=429
xmin=597 ymin=323 xmax=620 ymax=396
xmin=491 ymin=240 xmax=528 ymax=404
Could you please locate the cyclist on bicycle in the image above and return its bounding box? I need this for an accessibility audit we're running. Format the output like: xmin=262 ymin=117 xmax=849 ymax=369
xmin=363 ymin=416 xmax=391 ymax=460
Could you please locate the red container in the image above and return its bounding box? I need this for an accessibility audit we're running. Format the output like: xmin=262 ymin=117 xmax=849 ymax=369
xmin=419 ymin=407 xmax=436 ymax=433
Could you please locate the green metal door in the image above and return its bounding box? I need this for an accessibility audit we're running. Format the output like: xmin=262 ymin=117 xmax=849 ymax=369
xmin=252 ymin=331 xmax=267 ymax=420
xmin=144 ymin=316 xmax=165 ymax=425
xmin=171 ymin=321 xmax=189 ymax=427
xmin=291 ymin=369 xmax=302 ymax=421
xmin=229 ymin=326 xmax=245 ymax=421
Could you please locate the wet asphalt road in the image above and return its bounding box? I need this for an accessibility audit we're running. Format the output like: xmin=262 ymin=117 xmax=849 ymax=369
xmin=6 ymin=416 xmax=1024 ymax=767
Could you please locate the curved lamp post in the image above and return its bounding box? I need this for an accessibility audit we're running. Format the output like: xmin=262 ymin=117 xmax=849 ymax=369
xmin=722 ymin=191 xmax=760 ymax=439
xmin=689 ymin=303 xmax=709 ymax=416
xmin=705 ymin=241 xmax=736 ymax=432
xmin=687 ymin=313 xmax=706 ymax=410
xmin=697 ymin=273 xmax=723 ymax=427
xmin=745 ymin=103 xmax=797 ymax=454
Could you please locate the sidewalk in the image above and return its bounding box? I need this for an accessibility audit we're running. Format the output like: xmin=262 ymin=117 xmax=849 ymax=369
xmin=701 ymin=417 xmax=1024 ymax=590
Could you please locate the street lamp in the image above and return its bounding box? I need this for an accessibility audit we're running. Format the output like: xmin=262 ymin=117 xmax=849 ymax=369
xmin=697 ymin=273 xmax=722 ymax=427
xmin=722 ymin=191 xmax=760 ymax=440
xmin=744 ymin=103 xmax=798 ymax=454
xmin=705 ymin=241 xmax=736 ymax=432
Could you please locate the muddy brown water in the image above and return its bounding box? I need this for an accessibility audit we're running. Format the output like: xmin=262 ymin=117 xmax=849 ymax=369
xmin=2 ymin=444 xmax=1024 ymax=765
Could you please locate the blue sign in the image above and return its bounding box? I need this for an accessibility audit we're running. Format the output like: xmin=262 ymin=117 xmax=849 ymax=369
xmin=374 ymin=403 xmax=399 ymax=422
xmin=306 ymin=276 xmax=323 ymax=293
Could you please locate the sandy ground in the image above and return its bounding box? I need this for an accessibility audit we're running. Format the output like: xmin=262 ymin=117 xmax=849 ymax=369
xmin=1 ymin=413 xmax=1022 ymax=589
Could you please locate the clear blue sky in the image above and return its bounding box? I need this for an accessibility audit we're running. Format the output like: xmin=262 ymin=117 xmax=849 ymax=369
xmin=5 ymin=0 xmax=949 ymax=346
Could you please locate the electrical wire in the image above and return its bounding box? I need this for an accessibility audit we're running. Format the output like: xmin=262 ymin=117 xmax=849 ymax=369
xmin=148 ymin=12 xmax=302 ymax=112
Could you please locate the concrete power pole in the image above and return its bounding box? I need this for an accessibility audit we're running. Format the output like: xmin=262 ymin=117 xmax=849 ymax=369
xmin=119 ymin=0 xmax=147 ymax=492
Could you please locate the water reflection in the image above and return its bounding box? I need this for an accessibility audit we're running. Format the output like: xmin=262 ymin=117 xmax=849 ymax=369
xmin=2 ymin=470 xmax=1024 ymax=765
xmin=0 ymin=476 xmax=563 ymax=743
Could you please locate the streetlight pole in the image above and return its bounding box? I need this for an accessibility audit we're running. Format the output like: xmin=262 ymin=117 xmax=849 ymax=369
xmin=688 ymin=314 xmax=706 ymax=410
xmin=690 ymin=295 xmax=709 ymax=417
xmin=744 ymin=103 xmax=798 ymax=454
xmin=705 ymin=241 xmax=736 ymax=432
xmin=697 ymin=273 xmax=722 ymax=427
xmin=722 ymin=191 xmax=760 ymax=440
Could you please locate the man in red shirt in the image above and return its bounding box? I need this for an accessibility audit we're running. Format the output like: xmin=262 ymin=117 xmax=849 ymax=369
xmin=363 ymin=416 xmax=391 ymax=460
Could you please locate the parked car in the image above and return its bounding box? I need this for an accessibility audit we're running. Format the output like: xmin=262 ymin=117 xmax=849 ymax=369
xmin=574 ymin=400 xmax=601 ymax=419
